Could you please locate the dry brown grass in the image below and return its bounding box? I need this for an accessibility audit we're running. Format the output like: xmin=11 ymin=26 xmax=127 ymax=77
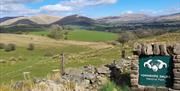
xmin=0 ymin=33 xmax=113 ymax=49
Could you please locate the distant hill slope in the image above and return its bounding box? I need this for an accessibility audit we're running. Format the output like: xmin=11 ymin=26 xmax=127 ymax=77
xmin=98 ymin=13 xmax=180 ymax=24
xmin=52 ymin=15 xmax=97 ymax=26
xmin=0 ymin=14 xmax=61 ymax=25
xmin=155 ymin=13 xmax=180 ymax=22
xmin=0 ymin=16 xmax=21 ymax=23
xmin=98 ymin=14 xmax=153 ymax=23
xmin=10 ymin=19 xmax=38 ymax=26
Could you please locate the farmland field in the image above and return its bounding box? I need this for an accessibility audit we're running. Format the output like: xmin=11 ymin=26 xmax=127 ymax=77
xmin=29 ymin=29 xmax=119 ymax=42
xmin=67 ymin=30 xmax=118 ymax=42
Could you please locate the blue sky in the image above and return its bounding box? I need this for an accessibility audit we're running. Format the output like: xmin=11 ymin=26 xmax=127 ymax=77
xmin=1 ymin=0 xmax=180 ymax=18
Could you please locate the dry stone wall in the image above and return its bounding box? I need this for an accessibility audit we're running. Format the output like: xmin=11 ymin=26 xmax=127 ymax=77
xmin=131 ymin=43 xmax=180 ymax=91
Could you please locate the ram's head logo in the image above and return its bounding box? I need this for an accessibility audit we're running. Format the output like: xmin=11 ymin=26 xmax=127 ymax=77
xmin=144 ymin=59 xmax=167 ymax=72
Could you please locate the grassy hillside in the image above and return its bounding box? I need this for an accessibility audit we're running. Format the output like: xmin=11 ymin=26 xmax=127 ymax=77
xmin=0 ymin=34 xmax=120 ymax=84
xmin=0 ymin=31 xmax=179 ymax=84
xmin=30 ymin=29 xmax=118 ymax=42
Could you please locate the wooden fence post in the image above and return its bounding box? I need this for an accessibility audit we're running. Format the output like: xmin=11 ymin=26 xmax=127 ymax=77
xmin=60 ymin=53 xmax=65 ymax=75
xmin=23 ymin=72 xmax=30 ymax=80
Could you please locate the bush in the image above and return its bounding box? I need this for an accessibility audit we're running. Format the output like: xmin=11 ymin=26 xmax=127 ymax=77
xmin=0 ymin=43 xmax=5 ymax=49
xmin=4 ymin=43 xmax=16 ymax=52
xmin=47 ymin=25 xmax=63 ymax=39
xmin=27 ymin=43 xmax=34 ymax=51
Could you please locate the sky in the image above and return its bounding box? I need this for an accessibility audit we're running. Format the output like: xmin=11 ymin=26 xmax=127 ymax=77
xmin=0 ymin=0 xmax=180 ymax=18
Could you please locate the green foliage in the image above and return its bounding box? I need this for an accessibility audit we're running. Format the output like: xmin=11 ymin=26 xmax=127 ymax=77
xmin=27 ymin=43 xmax=34 ymax=51
xmin=47 ymin=25 xmax=68 ymax=39
xmin=4 ymin=43 xmax=16 ymax=52
xmin=99 ymin=81 xmax=130 ymax=91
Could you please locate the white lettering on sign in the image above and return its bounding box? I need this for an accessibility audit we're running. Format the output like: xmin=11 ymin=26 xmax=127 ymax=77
xmin=140 ymin=74 xmax=170 ymax=81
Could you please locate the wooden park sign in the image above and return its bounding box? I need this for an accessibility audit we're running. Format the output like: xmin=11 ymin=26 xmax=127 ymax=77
xmin=130 ymin=43 xmax=180 ymax=91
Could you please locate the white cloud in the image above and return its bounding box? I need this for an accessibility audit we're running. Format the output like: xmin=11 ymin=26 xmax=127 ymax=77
xmin=39 ymin=0 xmax=117 ymax=13
xmin=121 ymin=10 xmax=134 ymax=15
xmin=40 ymin=4 xmax=73 ymax=12
xmin=0 ymin=0 xmax=43 ymax=17
xmin=0 ymin=0 xmax=42 ymax=4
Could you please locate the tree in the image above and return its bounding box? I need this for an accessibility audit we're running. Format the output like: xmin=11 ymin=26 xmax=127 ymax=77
xmin=47 ymin=25 xmax=65 ymax=39
xmin=117 ymin=31 xmax=136 ymax=58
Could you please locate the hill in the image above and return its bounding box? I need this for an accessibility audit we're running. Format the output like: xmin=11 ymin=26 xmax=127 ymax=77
xmin=0 ymin=14 xmax=61 ymax=26
xmin=98 ymin=13 xmax=180 ymax=24
xmin=98 ymin=14 xmax=152 ymax=24
xmin=52 ymin=14 xmax=97 ymax=26
xmin=10 ymin=19 xmax=38 ymax=26
xmin=0 ymin=16 xmax=21 ymax=23
xmin=155 ymin=13 xmax=180 ymax=22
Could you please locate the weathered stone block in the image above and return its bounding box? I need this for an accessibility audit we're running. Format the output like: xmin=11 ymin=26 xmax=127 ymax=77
xmin=133 ymin=43 xmax=142 ymax=55
xmin=131 ymin=63 xmax=138 ymax=69
xmin=173 ymin=44 xmax=180 ymax=55
xmin=173 ymin=83 xmax=180 ymax=90
xmin=130 ymin=74 xmax=138 ymax=79
xmin=131 ymin=87 xmax=144 ymax=91
xmin=131 ymin=70 xmax=138 ymax=75
xmin=141 ymin=44 xmax=147 ymax=55
xmin=144 ymin=86 xmax=156 ymax=91
xmin=174 ymin=79 xmax=180 ymax=84
xmin=176 ymin=55 xmax=180 ymax=59
xmin=131 ymin=79 xmax=138 ymax=86
xmin=132 ymin=59 xmax=138 ymax=64
xmin=173 ymin=69 xmax=180 ymax=73
xmin=156 ymin=87 xmax=169 ymax=91
xmin=153 ymin=44 xmax=160 ymax=55
xmin=132 ymin=55 xmax=139 ymax=59
xmin=146 ymin=44 xmax=153 ymax=55
xmin=174 ymin=72 xmax=180 ymax=78
xmin=159 ymin=44 xmax=168 ymax=55
xmin=174 ymin=78 xmax=180 ymax=81
xmin=174 ymin=59 xmax=180 ymax=63
xmin=174 ymin=63 xmax=180 ymax=68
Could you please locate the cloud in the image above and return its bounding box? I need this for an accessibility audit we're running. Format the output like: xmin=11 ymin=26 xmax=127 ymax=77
xmin=40 ymin=0 xmax=117 ymax=13
xmin=0 ymin=4 xmax=40 ymax=17
xmin=0 ymin=0 xmax=42 ymax=4
xmin=40 ymin=4 xmax=73 ymax=12
xmin=121 ymin=10 xmax=134 ymax=15
xmin=0 ymin=0 xmax=43 ymax=17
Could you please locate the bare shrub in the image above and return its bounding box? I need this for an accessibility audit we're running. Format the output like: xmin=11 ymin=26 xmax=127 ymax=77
xmin=4 ymin=43 xmax=16 ymax=52
xmin=27 ymin=43 xmax=34 ymax=51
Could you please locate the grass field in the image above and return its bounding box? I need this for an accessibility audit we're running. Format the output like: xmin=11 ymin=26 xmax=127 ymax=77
xmin=29 ymin=29 xmax=118 ymax=42
xmin=67 ymin=30 xmax=118 ymax=42
xmin=0 ymin=34 xmax=120 ymax=84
